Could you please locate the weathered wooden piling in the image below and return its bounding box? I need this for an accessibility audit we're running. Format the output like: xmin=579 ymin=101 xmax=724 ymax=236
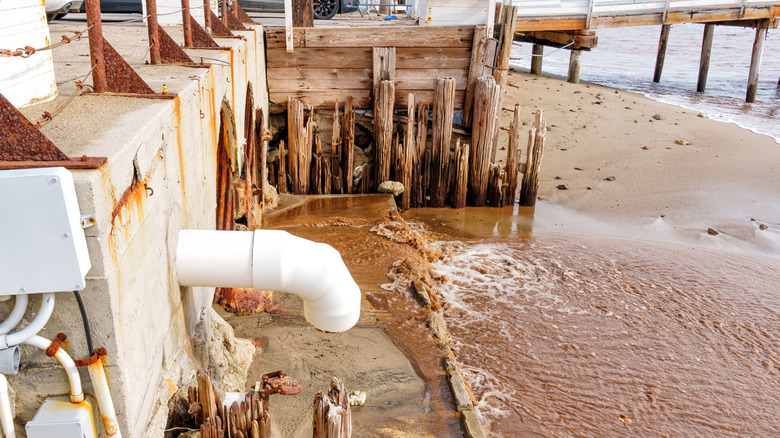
xmin=519 ymin=109 xmax=545 ymax=207
xmin=277 ymin=139 xmax=287 ymax=194
xmin=493 ymin=6 xmax=518 ymax=90
xmin=746 ymin=21 xmax=768 ymax=103
xmin=451 ymin=140 xmax=469 ymax=208
xmin=429 ymin=78 xmax=456 ymax=208
xmin=331 ymin=101 xmax=342 ymax=194
xmin=414 ymin=103 xmax=430 ymax=207
xmin=468 ymin=76 xmax=501 ymax=206
xmin=374 ymin=79 xmax=395 ymax=188
xmin=568 ymin=50 xmax=582 ymax=84
xmin=464 ymin=25 xmax=488 ymax=128
xmin=400 ymin=93 xmax=416 ymax=210
xmin=697 ymin=23 xmax=715 ymax=93
xmin=530 ymin=44 xmax=544 ymax=75
xmin=313 ymin=377 xmax=351 ymax=438
xmin=504 ymin=104 xmax=521 ymax=203
xmin=287 ymin=98 xmax=313 ymax=194
xmin=487 ymin=164 xmax=504 ymax=207
xmin=312 ymin=136 xmax=323 ymax=194
xmin=292 ymin=0 xmax=313 ymax=27
xmin=342 ymin=98 xmax=355 ymax=194
xmin=653 ymin=24 xmax=671 ymax=83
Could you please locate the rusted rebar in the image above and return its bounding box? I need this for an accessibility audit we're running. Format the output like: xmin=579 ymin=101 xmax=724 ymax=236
xmin=84 ymin=0 xmax=107 ymax=93
xmin=181 ymin=0 xmax=193 ymax=47
xmin=145 ymin=0 xmax=161 ymax=64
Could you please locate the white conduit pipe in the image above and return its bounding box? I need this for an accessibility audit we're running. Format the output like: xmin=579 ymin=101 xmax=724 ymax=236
xmin=0 ymin=374 xmax=14 ymax=438
xmin=23 ymin=335 xmax=84 ymax=403
xmin=0 ymin=295 xmax=28 ymax=335
xmin=0 ymin=294 xmax=55 ymax=350
xmin=88 ymin=360 xmax=121 ymax=438
xmin=177 ymin=230 xmax=362 ymax=333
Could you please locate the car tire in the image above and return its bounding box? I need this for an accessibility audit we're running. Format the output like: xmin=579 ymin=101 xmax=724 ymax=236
xmin=313 ymin=0 xmax=339 ymax=19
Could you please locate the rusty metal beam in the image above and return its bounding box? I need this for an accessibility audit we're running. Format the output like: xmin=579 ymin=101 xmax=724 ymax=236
xmin=146 ymin=0 xmax=162 ymax=64
xmin=0 ymin=93 xmax=106 ymax=170
xmin=232 ymin=0 xmax=256 ymax=23
xmin=191 ymin=11 xmax=221 ymax=47
xmin=85 ymin=0 xmax=108 ymax=93
xmin=222 ymin=0 xmax=248 ymax=30
xmin=181 ymin=0 xmax=194 ymax=47
xmin=208 ymin=8 xmax=236 ymax=37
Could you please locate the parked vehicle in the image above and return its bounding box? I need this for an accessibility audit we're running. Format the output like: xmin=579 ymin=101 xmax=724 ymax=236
xmin=45 ymin=0 xmax=84 ymax=21
xmin=78 ymin=0 xmax=143 ymax=14
xmin=238 ymin=0 xmax=359 ymax=19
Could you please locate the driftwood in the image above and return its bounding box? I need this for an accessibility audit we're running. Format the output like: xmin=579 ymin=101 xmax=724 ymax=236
xmin=429 ymin=77 xmax=456 ymax=208
xmin=312 ymin=377 xmax=351 ymax=438
xmin=504 ymin=104 xmax=522 ymax=203
xmin=519 ymin=109 xmax=545 ymax=206
xmin=468 ymin=76 xmax=501 ymax=206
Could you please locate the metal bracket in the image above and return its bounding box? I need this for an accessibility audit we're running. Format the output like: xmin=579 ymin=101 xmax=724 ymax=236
xmin=0 ymin=93 xmax=106 ymax=170
xmin=80 ymin=214 xmax=97 ymax=229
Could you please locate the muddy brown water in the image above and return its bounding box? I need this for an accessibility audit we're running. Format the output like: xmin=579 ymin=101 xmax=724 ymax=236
xmin=406 ymin=208 xmax=780 ymax=437
xmin=255 ymin=196 xmax=780 ymax=436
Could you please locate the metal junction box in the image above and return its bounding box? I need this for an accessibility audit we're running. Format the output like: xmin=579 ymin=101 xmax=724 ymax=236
xmin=26 ymin=396 xmax=97 ymax=438
xmin=0 ymin=167 xmax=91 ymax=294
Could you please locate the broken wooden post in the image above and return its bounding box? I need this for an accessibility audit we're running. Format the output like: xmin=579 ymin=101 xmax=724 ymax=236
xmin=430 ymin=77 xmax=456 ymax=208
xmin=277 ymin=140 xmax=288 ymax=194
xmin=451 ymin=140 xmax=469 ymax=209
xmin=487 ymin=164 xmax=504 ymax=207
xmin=746 ymin=20 xmax=768 ymax=103
xmin=401 ymin=93 xmax=416 ymax=210
xmin=519 ymin=109 xmax=545 ymax=207
xmin=287 ymin=98 xmax=313 ymax=194
xmin=374 ymin=80 xmax=395 ymax=189
xmin=653 ymin=24 xmax=671 ymax=83
xmin=568 ymin=50 xmax=582 ymax=84
xmin=504 ymin=104 xmax=521 ymax=203
xmin=464 ymin=25 xmax=488 ymax=128
xmin=313 ymin=377 xmax=351 ymax=438
xmin=322 ymin=158 xmax=332 ymax=194
xmin=331 ymin=101 xmax=343 ymax=194
xmin=414 ymin=103 xmax=430 ymax=207
xmin=530 ymin=44 xmax=543 ymax=75
xmin=312 ymin=136 xmax=323 ymax=194
xmin=342 ymin=98 xmax=355 ymax=194
xmin=292 ymin=0 xmax=313 ymax=27
xmin=697 ymin=23 xmax=715 ymax=93
xmin=468 ymin=76 xmax=501 ymax=206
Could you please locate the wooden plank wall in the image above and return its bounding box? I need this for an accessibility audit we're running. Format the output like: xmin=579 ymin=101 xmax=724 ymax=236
xmin=266 ymin=26 xmax=475 ymax=110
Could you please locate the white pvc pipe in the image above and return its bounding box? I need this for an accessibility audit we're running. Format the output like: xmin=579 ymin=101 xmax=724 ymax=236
xmin=88 ymin=360 xmax=122 ymax=438
xmin=0 ymin=374 xmax=14 ymax=438
xmin=0 ymin=295 xmax=28 ymax=335
xmin=177 ymin=230 xmax=362 ymax=333
xmin=23 ymin=335 xmax=84 ymax=403
xmin=0 ymin=294 xmax=54 ymax=349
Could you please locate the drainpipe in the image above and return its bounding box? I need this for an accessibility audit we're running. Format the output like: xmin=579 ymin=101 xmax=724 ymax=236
xmin=0 ymin=294 xmax=55 ymax=349
xmin=0 ymin=374 xmax=14 ymax=438
xmin=0 ymin=295 xmax=28 ymax=335
xmin=23 ymin=335 xmax=84 ymax=403
xmin=87 ymin=353 xmax=121 ymax=438
xmin=176 ymin=230 xmax=362 ymax=333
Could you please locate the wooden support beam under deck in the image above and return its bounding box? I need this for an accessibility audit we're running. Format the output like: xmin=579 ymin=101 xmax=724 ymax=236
xmin=530 ymin=44 xmax=543 ymax=75
xmin=654 ymin=24 xmax=671 ymax=83
xmin=698 ymin=23 xmax=716 ymax=93
xmin=746 ymin=20 xmax=769 ymax=102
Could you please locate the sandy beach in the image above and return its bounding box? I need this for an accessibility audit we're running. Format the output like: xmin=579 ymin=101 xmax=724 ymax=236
xmin=499 ymin=69 xmax=780 ymax=256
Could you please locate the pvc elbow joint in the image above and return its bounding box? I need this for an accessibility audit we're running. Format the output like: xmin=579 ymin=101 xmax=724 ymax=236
xmin=177 ymin=230 xmax=362 ymax=333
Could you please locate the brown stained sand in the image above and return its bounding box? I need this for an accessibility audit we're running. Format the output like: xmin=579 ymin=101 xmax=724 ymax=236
xmin=222 ymin=195 xmax=462 ymax=437
xmin=498 ymin=71 xmax=780 ymax=255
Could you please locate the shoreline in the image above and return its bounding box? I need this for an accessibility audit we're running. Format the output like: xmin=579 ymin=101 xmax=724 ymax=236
xmin=497 ymin=70 xmax=780 ymax=257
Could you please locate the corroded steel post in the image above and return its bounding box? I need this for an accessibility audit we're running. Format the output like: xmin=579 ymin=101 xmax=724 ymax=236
xmin=203 ymin=0 xmax=212 ymax=34
xmin=181 ymin=0 xmax=193 ymax=47
xmin=84 ymin=0 xmax=108 ymax=93
xmin=145 ymin=0 xmax=161 ymax=64
xmin=221 ymin=0 xmax=228 ymax=25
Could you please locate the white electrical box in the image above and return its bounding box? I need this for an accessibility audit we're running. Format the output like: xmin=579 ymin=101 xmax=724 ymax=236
xmin=26 ymin=396 xmax=97 ymax=438
xmin=0 ymin=167 xmax=91 ymax=294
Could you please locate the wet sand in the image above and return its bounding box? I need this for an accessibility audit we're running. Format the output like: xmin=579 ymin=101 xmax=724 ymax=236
xmin=500 ymin=70 xmax=780 ymax=256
